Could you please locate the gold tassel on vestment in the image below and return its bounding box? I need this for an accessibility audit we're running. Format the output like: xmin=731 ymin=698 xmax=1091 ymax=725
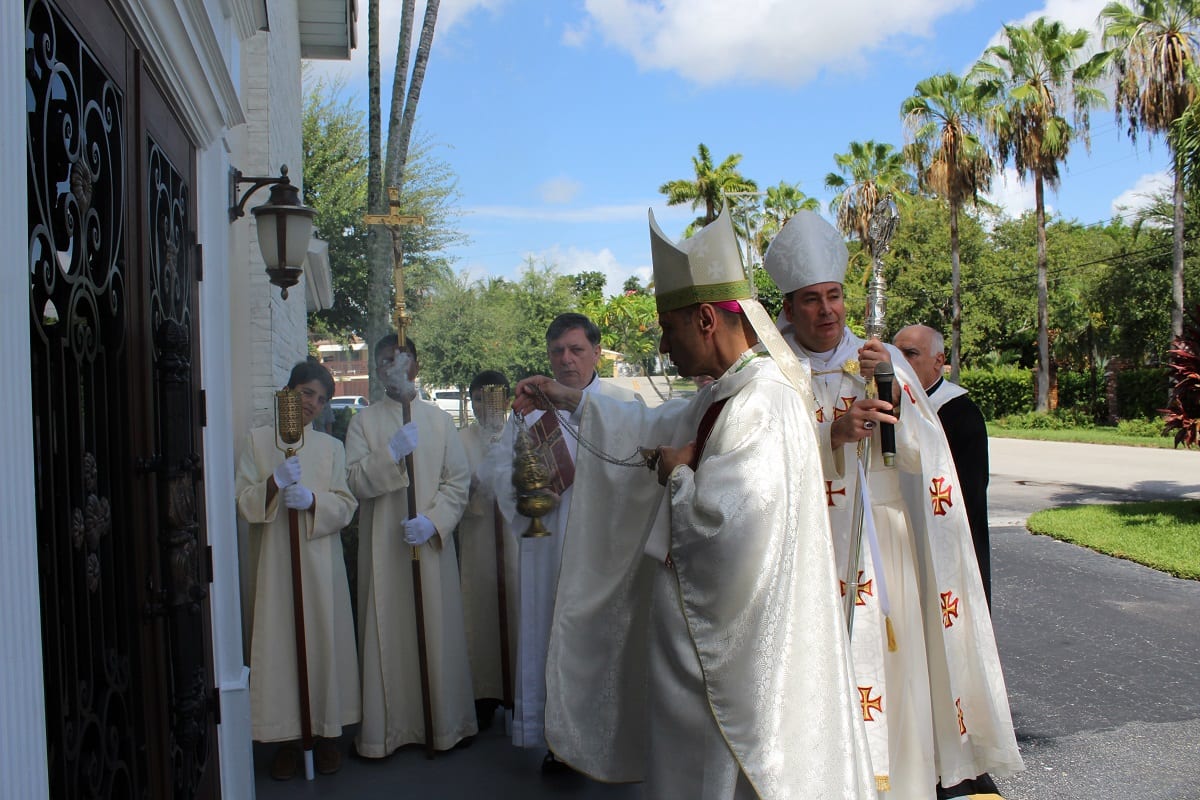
xmin=885 ymin=616 xmax=897 ymax=652
xmin=876 ymin=775 xmax=891 ymax=791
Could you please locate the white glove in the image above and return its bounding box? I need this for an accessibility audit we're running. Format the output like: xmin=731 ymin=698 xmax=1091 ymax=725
xmin=403 ymin=514 xmax=437 ymax=546
xmin=273 ymin=456 xmax=302 ymax=489
xmin=388 ymin=422 xmax=419 ymax=463
xmin=283 ymin=482 xmax=314 ymax=511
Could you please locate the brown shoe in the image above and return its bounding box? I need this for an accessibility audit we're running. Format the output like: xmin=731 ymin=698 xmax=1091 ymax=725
xmin=315 ymin=739 xmax=341 ymax=775
xmin=270 ymin=744 xmax=301 ymax=781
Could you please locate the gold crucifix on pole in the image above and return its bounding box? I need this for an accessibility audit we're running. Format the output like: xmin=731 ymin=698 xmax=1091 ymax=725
xmin=363 ymin=186 xmax=425 ymax=341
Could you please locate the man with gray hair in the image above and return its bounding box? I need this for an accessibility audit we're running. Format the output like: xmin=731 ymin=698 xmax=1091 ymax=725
xmin=893 ymin=323 xmax=996 ymax=799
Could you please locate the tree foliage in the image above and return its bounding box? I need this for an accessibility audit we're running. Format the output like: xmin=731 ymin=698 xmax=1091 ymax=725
xmin=1099 ymin=0 xmax=1200 ymax=342
xmin=659 ymin=143 xmax=758 ymax=235
xmin=825 ymin=139 xmax=916 ymax=247
xmin=301 ymin=75 xmax=369 ymax=340
xmin=595 ymin=291 xmax=661 ymax=374
xmin=756 ymin=180 xmax=821 ymax=258
xmin=971 ymin=16 xmax=1104 ymax=411
xmin=901 ymin=71 xmax=995 ymax=380
xmin=302 ymin=76 xmax=462 ymax=340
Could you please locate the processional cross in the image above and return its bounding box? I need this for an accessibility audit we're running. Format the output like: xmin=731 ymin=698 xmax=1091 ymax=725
xmin=363 ymin=186 xmax=425 ymax=337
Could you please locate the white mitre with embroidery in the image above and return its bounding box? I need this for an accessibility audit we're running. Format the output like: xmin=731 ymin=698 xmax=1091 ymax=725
xmin=649 ymin=205 xmax=749 ymax=313
xmin=647 ymin=206 xmax=810 ymax=397
xmin=762 ymin=209 xmax=848 ymax=293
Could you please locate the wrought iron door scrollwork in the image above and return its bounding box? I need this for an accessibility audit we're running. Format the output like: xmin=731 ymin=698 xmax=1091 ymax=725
xmin=26 ymin=1 xmax=143 ymax=796
xmin=149 ymin=136 xmax=213 ymax=796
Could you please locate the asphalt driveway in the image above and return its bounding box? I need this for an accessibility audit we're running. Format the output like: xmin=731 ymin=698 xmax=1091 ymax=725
xmin=987 ymin=438 xmax=1200 ymax=800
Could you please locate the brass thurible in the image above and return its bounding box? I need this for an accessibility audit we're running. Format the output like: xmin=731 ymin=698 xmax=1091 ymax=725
xmin=512 ymin=416 xmax=556 ymax=538
xmin=275 ymin=388 xmax=305 ymax=458
xmin=478 ymin=384 xmax=509 ymax=440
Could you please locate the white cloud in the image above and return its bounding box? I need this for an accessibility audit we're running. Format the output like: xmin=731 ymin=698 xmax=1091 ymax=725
xmin=456 ymin=262 xmax=492 ymax=284
xmin=1004 ymin=0 xmax=1109 ymax=36
xmin=1110 ymin=170 xmax=1171 ymax=220
xmin=530 ymin=244 xmax=653 ymax=296
xmin=981 ymin=167 xmax=1050 ymax=219
xmin=538 ymin=176 xmax=584 ymax=204
xmin=580 ymin=0 xmax=973 ymax=87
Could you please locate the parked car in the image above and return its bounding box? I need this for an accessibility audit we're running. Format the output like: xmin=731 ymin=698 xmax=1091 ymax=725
xmin=329 ymin=395 xmax=369 ymax=413
xmin=430 ymin=389 xmax=472 ymax=424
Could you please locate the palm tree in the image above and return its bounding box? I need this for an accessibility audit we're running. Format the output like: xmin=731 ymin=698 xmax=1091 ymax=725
xmin=366 ymin=0 xmax=441 ymax=386
xmin=1099 ymin=0 xmax=1200 ymax=344
xmin=901 ymin=72 xmax=995 ymax=382
xmin=824 ymin=140 xmax=916 ymax=250
xmin=970 ymin=17 xmax=1105 ymax=412
xmin=658 ymin=143 xmax=758 ymax=234
xmin=757 ymin=180 xmax=821 ymax=257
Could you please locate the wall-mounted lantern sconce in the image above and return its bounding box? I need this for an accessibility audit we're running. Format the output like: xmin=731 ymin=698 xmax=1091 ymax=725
xmin=229 ymin=164 xmax=316 ymax=298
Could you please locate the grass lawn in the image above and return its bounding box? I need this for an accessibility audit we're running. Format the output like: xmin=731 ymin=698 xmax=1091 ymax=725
xmin=1026 ymin=501 xmax=1200 ymax=580
xmin=986 ymin=423 xmax=1179 ymax=449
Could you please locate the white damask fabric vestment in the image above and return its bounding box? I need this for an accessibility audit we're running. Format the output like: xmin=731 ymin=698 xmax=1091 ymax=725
xmin=345 ymin=396 xmax=475 ymax=755
xmin=236 ymin=424 xmax=360 ymax=743
xmin=488 ymin=375 xmax=639 ymax=748
xmin=544 ymin=354 xmax=876 ymax=799
xmin=782 ymin=323 xmax=1024 ymax=797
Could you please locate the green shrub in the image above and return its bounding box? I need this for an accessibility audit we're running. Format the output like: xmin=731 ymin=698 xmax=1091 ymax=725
xmin=959 ymin=366 xmax=1033 ymax=421
xmin=1056 ymin=370 xmax=1088 ymax=408
xmin=1116 ymin=367 xmax=1169 ymax=420
xmin=1115 ymin=417 xmax=1167 ymax=438
xmin=1056 ymin=369 xmax=1107 ymax=419
xmin=997 ymin=408 xmax=1093 ymax=430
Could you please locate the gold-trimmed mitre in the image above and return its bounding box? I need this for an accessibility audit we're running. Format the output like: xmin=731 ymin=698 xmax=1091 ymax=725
xmin=649 ymin=205 xmax=750 ymax=313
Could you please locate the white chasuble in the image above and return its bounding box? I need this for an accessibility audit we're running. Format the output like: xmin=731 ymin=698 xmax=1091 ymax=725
xmin=783 ymin=324 xmax=1024 ymax=797
xmin=545 ymin=354 xmax=876 ymax=799
xmin=236 ymin=425 xmax=360 ymax=742
xmin=345 ymin=396 xmax=475 ymax=755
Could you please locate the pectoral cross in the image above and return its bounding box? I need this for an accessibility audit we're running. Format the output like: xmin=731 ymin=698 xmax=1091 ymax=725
xmin=363 ymin=186 xmax=425 ymax=338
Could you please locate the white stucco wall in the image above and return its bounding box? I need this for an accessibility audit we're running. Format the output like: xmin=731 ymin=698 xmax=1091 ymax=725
xmin=232 ymin=0 xmax=309 ymax=443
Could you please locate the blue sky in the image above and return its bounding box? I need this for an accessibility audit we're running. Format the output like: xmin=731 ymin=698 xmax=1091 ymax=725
xmin=307 ymin=0 xmax=1175 ymax=297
